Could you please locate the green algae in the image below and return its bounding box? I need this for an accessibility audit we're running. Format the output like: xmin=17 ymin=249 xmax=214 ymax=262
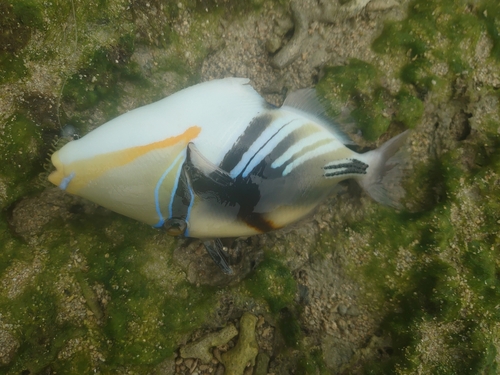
xmin=0 ymin=0 xmax=44 ymax=84
xmin=221 ymin=312 xmax=259 ymax=375
xmin=180 ymin=323 xmax=238 ymax=363
xmin=317 ymin=59 xmax=423 ymax=140
xmin=0 ymin=0 xmax=249 ymax=370
xmin=394 ymin=90 xmax=424 ymax=129
xmin=62 ymin=35 xmax=144 ymax=115
xmin=373 ymin=0 xmax=491 ymax=92
xmin=479 ymin=2 xmax=500 ymax=61
xmin=316 ymin=8 xmax=500 ymax=371
xmin=0 ymin=212 xmax=221 ymax=373
xmin=277 ymin=307 xmax=301 ymax=349
xmin=340 ymin=145 xmax=500 ymax=373
xmin=297 ymin=349 xmax=329 ymax=375
xmin=1 ymin=0 xmax=500 ymax=373
xmin=320 ymin=0 xmax=500 ymax=142
xmin=0 ymin=114 xmax=44 ymax=209
xmin=243 ymin=257 xmax=296 ymax=313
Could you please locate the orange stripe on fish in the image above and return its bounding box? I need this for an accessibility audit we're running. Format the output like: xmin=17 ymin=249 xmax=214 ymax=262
xmin=49 ymin=126 xmax=201 ymax=193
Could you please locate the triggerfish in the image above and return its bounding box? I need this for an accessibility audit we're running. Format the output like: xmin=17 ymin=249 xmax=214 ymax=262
xmin=49 ymin=77 xmax=408 ymax=274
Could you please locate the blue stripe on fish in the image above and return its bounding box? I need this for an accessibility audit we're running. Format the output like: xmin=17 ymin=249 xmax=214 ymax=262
xmin=231 ymin=117 xmax=303 ymax=178
xmin=183 ymin=182 xmax=195 ymax=237
xmin=153 ymin=152 xmax=185 ymax=228
xmin=59 ymin=172 xmax=75 ymax=190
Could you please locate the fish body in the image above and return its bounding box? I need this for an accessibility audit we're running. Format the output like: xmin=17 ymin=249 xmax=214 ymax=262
xmin=49 ymin=77 xmax=407 ymax=240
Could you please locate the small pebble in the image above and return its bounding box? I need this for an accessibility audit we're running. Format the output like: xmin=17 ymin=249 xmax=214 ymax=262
xmin=337 ymin=304 xmax=348 ymax=316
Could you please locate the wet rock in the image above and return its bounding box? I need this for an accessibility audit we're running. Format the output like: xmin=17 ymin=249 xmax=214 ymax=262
xmin=366 ymin=0 xmax=400 ymax=12
xmin=346 ymin=306 xmax=360 ymax=317
xmin=271 ymin=2 xmax=309 ymax=69
xmin=274 ymin=16 xmax=294 ymax=37
xmin=321 ymin=335 xmax=355 ymax=370
xmin=337 ymin=304 xmax=348 ymax=316
xmin=309 ymin=49 xmax=328 ymax=69
xmin=253 ymin=352 xmax=270 ymax=375
xmin=152 ymin=357 xmax=176 ymax=375
xmin=0 ymin=329 xmax=19 ymax=365
xmin=180 ymin=324 xmax=238 ymax=363
xmin=271 ymin=0 xmax=375 ymax=69
xmin=221 ymin=313 xmax=259 ymax=375
xmin=8 ymin=188 xmax=100 ymax=243
xmin=265 ymin=35 xmax=282 ymax=54
xmin=339 ymin=334 xmax=392 ymax=372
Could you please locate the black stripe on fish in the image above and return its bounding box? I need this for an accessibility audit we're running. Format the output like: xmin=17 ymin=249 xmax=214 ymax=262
xmin=219 ymin=113 xmax=274 ymax=172
xmin=169 ymin=170 xmax=192 ymax=220
xmin=323 ymin=159 xmax=368 ymax=177
xmin=239 ymin=121 xmax=292 ymax=177
xmin=185 ymin=143 xmax=277 ymax=233
xmin=163 ymin=168 xmax=192 ymax=235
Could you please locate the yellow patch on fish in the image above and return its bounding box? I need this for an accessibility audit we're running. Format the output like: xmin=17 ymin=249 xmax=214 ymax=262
xmin=49 ymin=126 xmax=201 ymax=194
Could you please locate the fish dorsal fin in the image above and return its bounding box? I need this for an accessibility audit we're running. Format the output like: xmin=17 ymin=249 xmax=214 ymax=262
xmin=283 ymin=88 xmax=326 ymax=117
xmin=282 ymin=88 xmax=354 ymax=145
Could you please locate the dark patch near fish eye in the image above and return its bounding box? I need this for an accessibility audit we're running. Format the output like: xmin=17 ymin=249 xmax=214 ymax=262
xmin=219 ymin=113 xmax=273 ymax=172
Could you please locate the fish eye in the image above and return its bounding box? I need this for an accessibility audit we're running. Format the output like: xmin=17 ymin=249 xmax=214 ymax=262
xmin=163 ymin=218 xmax=187 ymax=236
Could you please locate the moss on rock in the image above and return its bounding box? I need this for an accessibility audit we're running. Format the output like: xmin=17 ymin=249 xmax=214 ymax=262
xmin=243 ymin=257 xmax=296 ymax=314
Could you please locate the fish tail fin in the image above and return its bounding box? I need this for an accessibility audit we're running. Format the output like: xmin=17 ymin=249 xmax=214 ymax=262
xmin=356 ymin=130 xmax=410 ymax=208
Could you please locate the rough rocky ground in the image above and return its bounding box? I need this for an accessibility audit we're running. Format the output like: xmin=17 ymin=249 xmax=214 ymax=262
xmin=1 ymin=0 xmax=500 ymax=374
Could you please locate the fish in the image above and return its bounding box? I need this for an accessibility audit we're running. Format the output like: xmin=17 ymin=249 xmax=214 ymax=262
xmin=49 ymin=77 xmax=409 ymax=274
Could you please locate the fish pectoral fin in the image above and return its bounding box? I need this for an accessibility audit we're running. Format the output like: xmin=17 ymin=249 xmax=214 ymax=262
xmin=185 ymin=143 xmax=234 ymax=187
xmin=203 ymin=239 xmax=233 ymax=275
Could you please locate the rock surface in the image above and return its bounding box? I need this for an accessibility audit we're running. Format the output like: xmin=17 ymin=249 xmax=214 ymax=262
xmin=0 ymin=0 xmax=499 ymax=374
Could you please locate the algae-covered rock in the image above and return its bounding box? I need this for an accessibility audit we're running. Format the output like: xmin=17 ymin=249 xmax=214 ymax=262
xmin=1 ymin=0 xmax=500 ymax=373
xmin=253 ymin=352 xmax=271 ymax=375
xmin=221 ymin=313 xmax=259 ymax=375
xmin=180 ymin=324 xmax=238 ymax=363
xmin=0 ymin=329 xmax=19 ymax=366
